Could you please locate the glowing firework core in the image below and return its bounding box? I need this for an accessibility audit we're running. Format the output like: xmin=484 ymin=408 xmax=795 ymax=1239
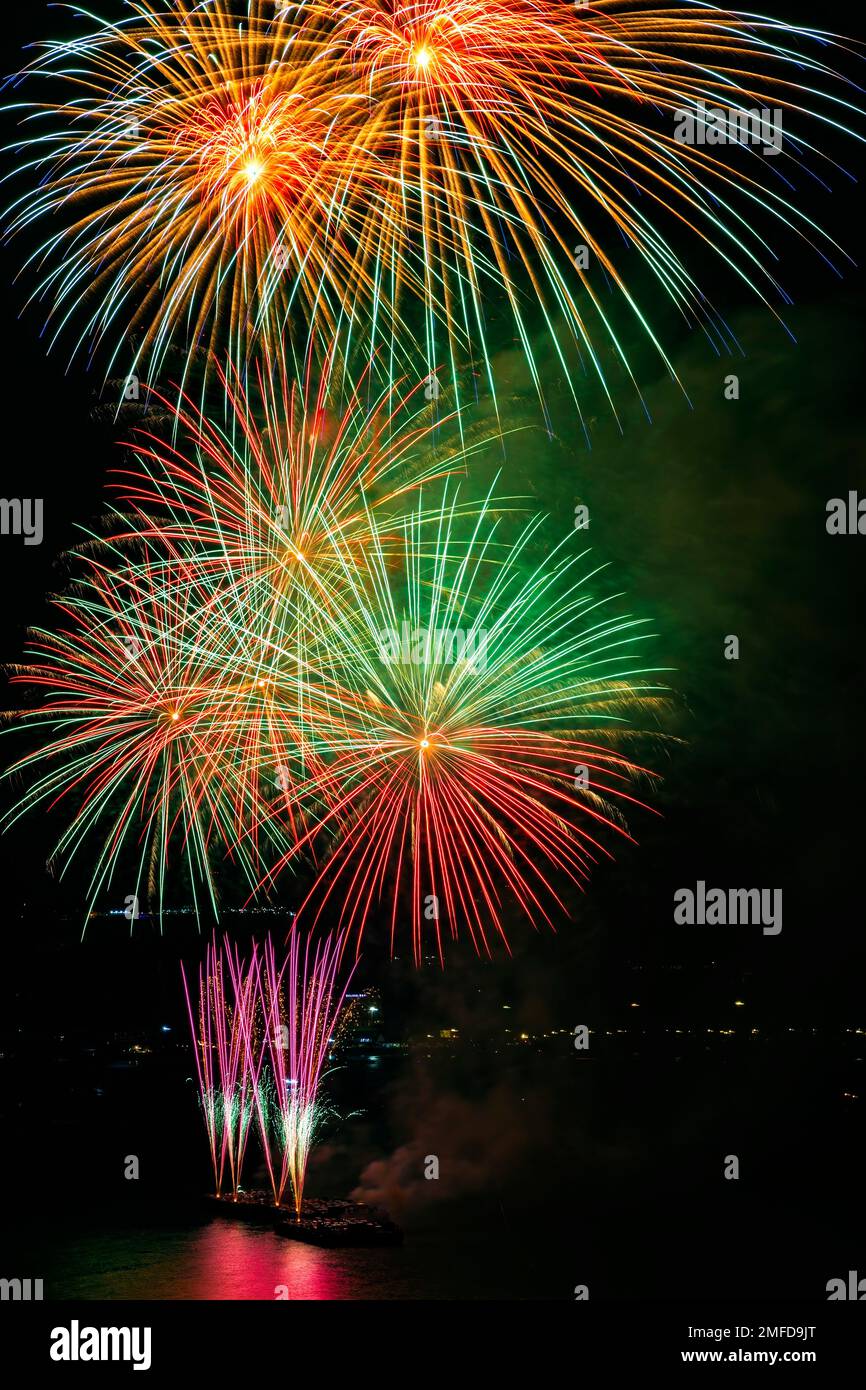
xmin=242 ymin=158 xmax=265 ymax=186
xmin=187 ymin=84 xmax=326 ymax=221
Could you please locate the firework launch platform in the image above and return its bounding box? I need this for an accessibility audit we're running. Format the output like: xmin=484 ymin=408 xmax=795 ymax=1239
xmin=204 ymin=1192 xmax=403 ymax=1246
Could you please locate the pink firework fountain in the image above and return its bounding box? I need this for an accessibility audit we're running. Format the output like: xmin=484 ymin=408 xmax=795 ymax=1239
xmin=183 ymin=932 xmax=355 ymax=1213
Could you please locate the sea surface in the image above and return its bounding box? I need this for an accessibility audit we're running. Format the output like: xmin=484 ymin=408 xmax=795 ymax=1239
xmin=22 ymin=1200 xmax=572 ymax=1301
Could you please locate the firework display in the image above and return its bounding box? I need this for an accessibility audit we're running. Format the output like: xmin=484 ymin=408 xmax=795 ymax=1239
xmin=263 ymin=485 xmax=669 ymax=961
xmin=1 ymin=541 xmax=301 ymax=920
xmin=2 ymin=2 xmax=376 ymax=391
xmin=182 ymin=937 xmax=262 ymax=1198
xmin=183 ymin=933 xmax=354 ymax=1210
xmin=0 ymin=0 xmax=862 ymax=1310
xmin=2 ymin=3 xmax=859 ymax=952
xmin=257 ymin=932 xmax=356 ymax=1212
xmin=3 ymin=3 xmax=859 ymax=409
xmin=1 ymin=455 xmax=665 ymax=951
xmin=0 ymin=350 xmax=502 ymax=927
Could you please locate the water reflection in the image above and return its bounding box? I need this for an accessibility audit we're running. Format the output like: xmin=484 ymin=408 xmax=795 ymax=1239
xmin=41 ymin=1207 xmax=556 ymax=1300
xmin=51 ymin=1216 xmax=412 ymax=1301
xmin=184 ymin=1222 xmax=357 ymax=1300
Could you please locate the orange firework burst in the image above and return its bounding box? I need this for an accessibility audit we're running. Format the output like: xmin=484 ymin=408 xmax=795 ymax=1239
xmin=3 ymin=2 xmax=380 ymax=386
xmin=4 ymin=1 xmax=860 ymax=411
xmin=312 ymin=0 xmax=862 ymax=414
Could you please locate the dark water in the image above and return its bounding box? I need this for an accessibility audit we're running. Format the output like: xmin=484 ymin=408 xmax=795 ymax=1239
xmin=49 ymin=1218 xmax=450 ymax=1301
xmin=6 ymin=1033 xmax=866 ymax=1301
xmin=24 ymin=1197 xmax=864 ymax=1302
xmin=24 ymin=1203 xmax=571 ymax=1301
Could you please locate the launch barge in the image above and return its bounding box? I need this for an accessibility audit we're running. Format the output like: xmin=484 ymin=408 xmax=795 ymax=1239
xmin=276 ymin=1210 xmax=403 ymax=1248
xmin=203 ymin=1191 xmax=276 ymax=1224
xmin=204 ymin=1191 xmax=403 ymax=1246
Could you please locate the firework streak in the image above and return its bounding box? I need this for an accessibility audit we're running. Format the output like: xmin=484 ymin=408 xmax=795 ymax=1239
xmin=8 ymin=3 xmax=851 ymax=960
xmin=259 ymin=482 xmax=671 ymax=962
xmin=2 ymin=451 xmax=670 ymax=957
xmin=0 ymin=357 xmax=492 ymax=925
xmin=183 ymin=932 xmax=355 ymax=1210
xmin=181 ymin=938 xmax=262 ymax=1198
xmin=256 ymin=933 xmax=357 ymax=1212
xmin=1 ymin=543 xmax=301 ymax=921
xmin=3 ymin=2 xmax=861 ymax=411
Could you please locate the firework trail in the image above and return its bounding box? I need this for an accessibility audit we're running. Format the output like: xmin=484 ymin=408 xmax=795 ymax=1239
xmin=183 ymin=933 xmax=354 ymax=1210
xmin=109 ymin=338 xmax=488 ymax=680
xmin=0 ymin=540 xmax=305 ymax=922
xmin=262 ymin=484 xmax=672 ymax=963
xmin=2 ymin=1 xmax=380 ymax=393
xmin=256 ymin=931 xmax=356 ymax=1213
xmin=182 ymin=937 xmax=263 ymax=1198
xmin=0 ymin=343 xmax=496 ymax=925
xmin=3 ymin=2 xmax=860 ymax=411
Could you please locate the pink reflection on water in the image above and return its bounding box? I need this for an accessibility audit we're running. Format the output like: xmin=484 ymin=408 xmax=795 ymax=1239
xmin=182 ymin=1220 xmax=356 ymax=1300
